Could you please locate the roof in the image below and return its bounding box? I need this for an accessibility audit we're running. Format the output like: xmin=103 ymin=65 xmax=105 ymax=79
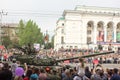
xmin=62 ymin=5 xmax=120 ymax=17
xmin=1 ymin=23 xmax=18 ymax=28
xmin=75 ymin=5 xmax=120 ymax=12
xmin=58 ymin=17 xmax=65 ymax=20
xmin=56 ymin=17 xmax=65 ymax=23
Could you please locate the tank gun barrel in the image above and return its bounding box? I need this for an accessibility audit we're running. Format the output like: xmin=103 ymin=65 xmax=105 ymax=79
xmin=15 ymin=51 xmax=114 ymax=66
xmin=56 ymin=51 xmax=114 ymax=62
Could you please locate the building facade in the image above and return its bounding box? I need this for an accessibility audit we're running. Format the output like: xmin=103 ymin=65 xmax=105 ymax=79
xmin=54 ymin=6 xmax=120 ymax=51
xmin=1 ymin=23 xmax=18 ymax=43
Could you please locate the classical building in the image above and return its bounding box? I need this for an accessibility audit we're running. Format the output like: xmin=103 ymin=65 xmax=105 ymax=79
xmin=54 ymin=5 xmax=120 ymax=51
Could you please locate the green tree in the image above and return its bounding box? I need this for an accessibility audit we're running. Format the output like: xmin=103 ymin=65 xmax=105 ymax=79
xmin=44 ymin=35 xmax=54 ymax=49
xmin=2 ymin=36 xmax=12 ymax=48
xmin=17 ymin=20 xmax=44 ymax=46
xmin=51 ymin=35 xmax=54 ymax=48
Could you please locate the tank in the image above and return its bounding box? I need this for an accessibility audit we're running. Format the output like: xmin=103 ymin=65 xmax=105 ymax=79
xmin=14 ymin=45 xmax=114 ymax=66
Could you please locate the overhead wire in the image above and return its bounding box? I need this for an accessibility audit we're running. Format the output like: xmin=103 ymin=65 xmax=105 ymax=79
xmin=6 ymin=10 xmax=62 ymax=18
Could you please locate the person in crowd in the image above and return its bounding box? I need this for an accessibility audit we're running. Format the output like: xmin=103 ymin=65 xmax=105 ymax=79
xmin=30 ymin=68 xmax=39 ymax=80
xmin=69 ymin=68 xmax=77 ymax=79
xmin=47 ymin=69 xmax=61 ymax=80
xmin=107 ymin=69 xmax=113 ymax=80
xmin=3 ymin=52 xmax=8 ymax=61
xmin=61 ymin=67 xmax=66 ymax=80
xmin=76 ymin=58 xmax=85 ymax=74
xmin=23 ymin=69 xmax=32 ymax=80
xmin=110 ymin=68 xmax=120 ymax=80
xmin=0 ymin=63 xmax=12 ymax=80
xmin=73 ymin=71 xmax=90 ymax=80
xmin=39 ymin=68 xmax=48 ymax=80
xmin=16 ymin=61 xmax=21 ymax=67
xmin=62 ymin=69 xmax=72 ymax=80
xmin=91 ymin=64 xmax=108 ymax=80
xmin=8 ymin=51 xmax=13 ymax=61
xmin=75 ymin=58 xmax=90 ymax=80
xmin=0 ymin=61 xmax=3 ymax=71
xmin=84 ymin=66 xmax=92 ymax=79
xmin=11 ymin=58 xmax=18 ymax=78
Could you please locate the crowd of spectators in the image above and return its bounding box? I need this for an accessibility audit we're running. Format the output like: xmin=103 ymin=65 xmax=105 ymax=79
xmin=0 ymin=58 xmax=120 ymax=80
xmin=0 ymin=47 xmax=120 ymax=80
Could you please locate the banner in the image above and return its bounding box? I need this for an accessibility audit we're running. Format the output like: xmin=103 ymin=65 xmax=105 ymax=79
xmin=97 ymin=31 xmax=104 ymax=42
xmin=107 ymin=31 xmax=114 ymax=42
xmin=34 ymin=43 xmax=40 ymax=51
xmin=116 ymin=32 xmax=120 ymax=42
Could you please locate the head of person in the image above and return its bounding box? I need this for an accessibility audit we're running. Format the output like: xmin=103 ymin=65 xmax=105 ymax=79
xmin=3 ymin=63 xmax=9 ymax=69
xmin=107 ymin=69 xmax=113 ymax=77
xmin=40 ymin=68 xmax=45 ymax=73
xmin=99 ymin=69 xmax=104 ymax=76
xmin=85 ymin=66 xmax=90 ymax=72
xmin=70 ymin=68 xmax=74 ymax=75
xmin=33 ymin=67 xmax=39 ymax=75
xmin=113 ymin=68 xmax=118 ymax=74
xmin=12 ymin=58 xmax=16 ymax=63
xmin=26 ymin=69 xmax=32 ymax=78
xmin=30 ymin=74 xmax=38 ymax=80
xmin=95 ymin=66 xmax=103 ymax=74
xmin=65 ymin=69 xmax=70 ymax=76
xmin=79 ymin=58 xmax=84 ymax=68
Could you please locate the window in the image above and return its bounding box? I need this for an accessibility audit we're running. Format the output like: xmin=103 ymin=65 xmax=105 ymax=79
xmin=62 ymin=23 xmax=64 ymax=26
xmin=87 ymin=37 xmax=91 ymax=43
xmin=61 ymin=29 xmax=64 ymax=33
xmin=87 ymin=30 xmax=91 ymax=34
xmin=70 ymin=46 xmax=73 ymax=48
xmin=61 ymin=36 xmax=64 ymax=44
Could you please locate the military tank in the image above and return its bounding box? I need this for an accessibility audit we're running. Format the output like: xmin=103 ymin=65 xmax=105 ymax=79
xmin=14 ymin=45 xmax=114 ymax=66
xmin=13 ymin=44 xmax=114 ymax=66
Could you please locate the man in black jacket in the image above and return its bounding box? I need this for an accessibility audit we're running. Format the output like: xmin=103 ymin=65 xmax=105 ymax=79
xmin=0 ymin=63 xmax=12 ymax=80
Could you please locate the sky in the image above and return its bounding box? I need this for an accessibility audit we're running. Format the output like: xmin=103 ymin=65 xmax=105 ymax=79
xmin=0 ymin=0 xmax=120 ymax=36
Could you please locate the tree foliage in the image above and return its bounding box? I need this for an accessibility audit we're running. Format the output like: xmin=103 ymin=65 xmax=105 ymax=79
xmin=17 ymin=20 xmax=44 ymax=46
xmin=44 ymin=35 xmax=54 ymax=49
xmin=51 ymin=35 xmax=54 ymax=48
xmin=2 ymin=36 xmax=12 ymax=48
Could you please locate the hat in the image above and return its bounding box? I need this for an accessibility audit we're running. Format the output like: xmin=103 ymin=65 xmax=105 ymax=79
xmin=30 ymin=74 xmax=38 ymax=79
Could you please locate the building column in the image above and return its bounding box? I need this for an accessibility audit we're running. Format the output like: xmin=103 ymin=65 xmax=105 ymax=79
xmin=104 ymin=26 xmax=107 ymax=42
xmin=114 ymin=26 xmax=116 ymax=42
xmin=93 ymin=23 xmax=97 ymax=44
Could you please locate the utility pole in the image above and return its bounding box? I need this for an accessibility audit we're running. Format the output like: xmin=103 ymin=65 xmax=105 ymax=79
xmin=0 ymin=10 xmax=7 ymax=45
